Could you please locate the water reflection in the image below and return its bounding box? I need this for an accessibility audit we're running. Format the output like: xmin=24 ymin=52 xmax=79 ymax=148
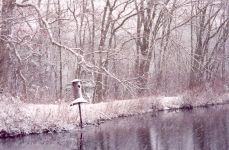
xmin=0 ymin=105 xmax=228 ymax=150
xmin=75 ymin=132 xmax=84 ymax=150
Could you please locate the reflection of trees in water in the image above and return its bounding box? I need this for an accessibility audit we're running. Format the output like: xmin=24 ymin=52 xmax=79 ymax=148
xmin=97 ymin=131 xmax=105 ymax=150
xmin=114 ymin=130 xmax=119 ymax=150
xmin=222 ymin=111 xmax=229 ymax=150
xmin=136 ymin=127 xmax=152 ymax=150
xmin=192 ymin=109 xmax=228 ymax=150
xmin=83 ymin=125 xmax=138 ymax=150
xmin=134 ymin=109 xmax=229 ymax=150
xmin=213 ymin=111 xmax=229 ymax=150
xmin=151 ymin=112 xmax=194 ymax=150
xmin=89 ymin=130 xmax=107 ymax=150
xmin=4 ymin=107 xmax=228 ymax=150
xmin=82 ymin=109 xmax=229 ymax=150
xmin=157 ymin=121 xmax=170 ymax=150
xmin=192 ymin=117 xmax=208 ymax=150
xmin=110 ymin=127 xmax=139 ymax=150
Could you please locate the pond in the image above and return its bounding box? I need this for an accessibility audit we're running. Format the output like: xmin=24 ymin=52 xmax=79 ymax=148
xmin=0 ymin=105 xmax=228 ymax=150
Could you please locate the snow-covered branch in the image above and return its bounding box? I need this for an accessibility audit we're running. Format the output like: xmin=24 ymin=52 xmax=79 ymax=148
xmin=15 ymin=2 xmax=85 ymax=64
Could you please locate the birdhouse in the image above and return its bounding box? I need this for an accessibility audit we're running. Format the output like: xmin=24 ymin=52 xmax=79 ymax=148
xmin=70 ymin=79 xmax=88 ymax=128
xmin=72 ymin=79 xmax=82 ymax=99
xmin=71 ymin=79 xmax=88 ymax=106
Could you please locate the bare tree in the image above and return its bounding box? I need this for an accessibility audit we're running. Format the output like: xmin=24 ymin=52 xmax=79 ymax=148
xmin=0 ymin=0 xmax=227 ymax=102
xmin=189 ymin=0 xmax=229 ymax=88
xmin=134 ymin=0 xmax=177 ymax=96
xmin=0 ymin=0 xmax=16 ymax=94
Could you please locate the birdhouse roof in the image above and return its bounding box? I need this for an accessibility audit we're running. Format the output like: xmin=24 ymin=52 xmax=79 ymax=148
xmin=71 ymin=79 xmax=81 ymax=83
xmin=70 ymin=97 xmax=88 ymax=105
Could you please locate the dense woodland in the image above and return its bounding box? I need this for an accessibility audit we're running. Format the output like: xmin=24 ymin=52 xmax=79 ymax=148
xmin=0 ymin=0 xmax=228 ymax=103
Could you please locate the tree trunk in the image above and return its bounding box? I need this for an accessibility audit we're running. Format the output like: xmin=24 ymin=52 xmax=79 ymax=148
xmin=57 ymin=0 xmax=63 ymax=99
xmin=0 ymin=0 xmax=16 ymax=93
xmin=93 ymin=0 xmax=111 ymax=102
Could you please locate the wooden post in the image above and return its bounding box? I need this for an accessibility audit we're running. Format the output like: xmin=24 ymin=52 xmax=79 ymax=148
xmin=78 ymin=103 xmax=83 ymax=128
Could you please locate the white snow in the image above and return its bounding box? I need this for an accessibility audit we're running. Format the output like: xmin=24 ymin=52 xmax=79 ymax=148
xmin=0 ymin=92 xmax=228 ymax=137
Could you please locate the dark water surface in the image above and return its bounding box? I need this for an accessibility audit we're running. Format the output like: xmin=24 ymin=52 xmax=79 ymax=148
xmin=0 ymin=105 xmax=229 ymax=150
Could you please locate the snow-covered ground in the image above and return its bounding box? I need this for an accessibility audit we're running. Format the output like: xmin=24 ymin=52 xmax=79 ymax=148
xmin=0 ymin=92 xmax=229 ymax=138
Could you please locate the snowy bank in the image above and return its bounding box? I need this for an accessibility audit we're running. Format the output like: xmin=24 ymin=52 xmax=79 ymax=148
xmin=0 ymin=92 xmax=229 ymax=138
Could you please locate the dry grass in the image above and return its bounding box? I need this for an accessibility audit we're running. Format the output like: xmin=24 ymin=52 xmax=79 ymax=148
xmin=0 ymin=90 xmax=229 ymax=137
